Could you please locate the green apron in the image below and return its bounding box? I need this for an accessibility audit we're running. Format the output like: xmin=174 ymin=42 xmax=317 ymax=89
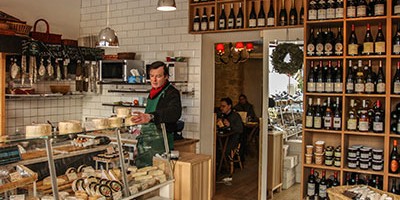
xmin=135 ymin=84 xmax=174 ymax=168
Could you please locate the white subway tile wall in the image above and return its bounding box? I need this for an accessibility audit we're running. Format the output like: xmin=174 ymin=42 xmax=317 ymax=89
xmin=79 ymin=0 xmax=201 ymax=140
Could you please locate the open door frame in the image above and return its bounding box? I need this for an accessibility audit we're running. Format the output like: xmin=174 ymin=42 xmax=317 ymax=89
xmin=0 ymin=53 xmax=5 ymax=136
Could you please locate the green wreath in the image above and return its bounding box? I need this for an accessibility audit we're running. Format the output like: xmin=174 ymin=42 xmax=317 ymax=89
xmin=271 ymin=43 xmax=304 ymax=76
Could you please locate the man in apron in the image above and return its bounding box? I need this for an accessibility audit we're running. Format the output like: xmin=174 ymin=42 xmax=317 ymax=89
xmin=132 ymin=61 xmax=182 ymax=167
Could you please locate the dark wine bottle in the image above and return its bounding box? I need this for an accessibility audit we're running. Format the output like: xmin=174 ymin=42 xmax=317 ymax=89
xmin=347 ymin=99 xmax=357 ymax=130
xmin=347 ymin=0 xmax=357 ymax=18
xmin=258 ymin=1 xmax=266 ymax=27
xmin=317 ymin=0 xmax=327 ymax=20
xmin=324 ymin=97 xmax=333 ymax=129
xmin=307 ymin=169 xmax=316 ymax=197
xmin=393 ymin=23 xmax=400 ymax=55
xmin=393 ymin=62 xmax=400 ymax=94
xmin=374 ymin=0 xmax=385 ymax=16
xmin=335 ymin=0 xmax=344 ymax=18
xmin=193 ymin=8 xmax=200 ymax=31
xmin=308 ymin=61 xmax=316 ymax=92
xmin=299 ymin=3 xmax=304 ymax=24
xmin=372 ymin=100 xmax=384 ymax=133
xmin=209 ymin=7 xmax=215 ymax=30
xmin=390 ymin=139 xmax=399 ymax=173
xmin=346 ymin=60 xmax=355 ymax=93
xmin=200 ymin=8 xmax=208 ymax=31
xmin=333 ymin=97 xmax=342 ymax=130
xmin=316 ymin=61 xmax=325 ymax=93
xmin=376 ymin=61 xmax=385 ymax=94
xmin=267 ymin=0 xmax=275 ymax=26
xmin=279 ymin=0 xmax=287 ymax=26
xmin=357 ymin=0 xmax=367 ymax=17
xmin=335 ymin=27 xmax=343 ymax=56
xmin=324 ymin=27 xmax=334 ymax=56
xmin=348 ymin=24 xmax=358 ymax=56
xmin=375 ymin=23 xmax=386 ymax=55
xmin=289 ymin=0 xmax=297 ymax=25
xmin=358 ymin=100 xmax=370 ymax=131
xmin=395 ymin=0 xmax=400 ymax=16
xmin=307 ymin=29 xmax=316 ymax=56
xmin=219 ymin=4 xmax=227 ymax=29
xmin=364 ymin=60 xmax=375 ymax=94
xmin=325 ymin=61 xmax=334 ymax=93
xmin=326 ymin=0 xmax=336 ymax=19
xmin=316 ymin=28 xmax=325 ymax=56
xmin=355 ymin=60 xmax=365 ymax=93
xmin=249 ymin=2 xmax=257 ymax=28
xmin=319 ymin=170 xmax=328 ymax=199
xmin=236 ymin=3 xmax=243 ymax=28
xmin=306 ymin=98 xmax=314 ymax=128
xmin=332 ymin=171 xmax=340 ymax=186
xmin=314 ymin=98 xmax=323 ymax=129
xmin=227 ymin=4 xmax=235 ymax=29
xmin=363 ymin=23 xmax=374 ymax=55
xmin=334 ymin=61 xmax=343 ymax=93
xmin=391 ymin=179 xmax=397 ymax=194
xmin=367 ymin=0 xmax=375 ymax=17
xmin=308 ymin=0 xmax=318 ymax=20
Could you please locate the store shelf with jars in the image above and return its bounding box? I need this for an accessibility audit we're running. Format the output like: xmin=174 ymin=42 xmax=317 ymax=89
xmin=301 ymin=0 xmax=400 ymax=199
xmin=188 ymin=0 xmax=304 ymax=34
xmin=0 ymin=122 xmax=174 ymax=199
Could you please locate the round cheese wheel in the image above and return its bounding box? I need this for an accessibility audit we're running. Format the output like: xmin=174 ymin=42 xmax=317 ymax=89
xmin=108 ymin=117 xmax=123 ymax=128
xmin=92 ymin=118 xmax=110 ymax=130
xmin=116 ymin=107 xmax=131 ymax=118
xmin=25 ymin=124 xmax=52 ymax=138
xmin=58 ymin=120 xmax=82 ymax=134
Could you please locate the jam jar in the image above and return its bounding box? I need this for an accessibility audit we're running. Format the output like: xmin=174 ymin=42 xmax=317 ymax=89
xmin=334 ymin=146 xmax=341 ymax=158
xmin=325 ymin=156 xmax=333 ymax=166
xmin=348 ymin=157 xmax=357 ymax=169
xmin=372 ymin=159 xmax=383 ymax=171
xmin=360 ymin=147 xmax=371 ymax=159
xmin=334 ymin=157 xmax=341 ymax=167
xmin=359 ymin=158 xmax=369 ymax=170
xmin=325 ymin=146 xmax=334 ymax=157
xmin=348 ymin=147 xmax=357 ymax=158
xmin=372 ymin=149 xmax=383 ymax=160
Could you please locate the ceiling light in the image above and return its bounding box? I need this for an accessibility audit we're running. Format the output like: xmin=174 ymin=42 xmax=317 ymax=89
xmin=157 ymin=0 xmax=176 ymax=11
xmin=96 ymin=0 xmax=119 ymax=48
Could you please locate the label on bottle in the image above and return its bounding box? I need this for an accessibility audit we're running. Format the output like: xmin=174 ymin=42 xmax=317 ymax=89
xmin=267 ymin=18 xmax=274 ymax=26
xmin=306 ymin=116 xmax=313 ymax=128
xmin=258 ymin=18 xmax=265 ymax=27
xmin=334 ymin=82 xmax=343 ymax=93
xmin=335 ymin=43 xmax=343 ymax=55
xmin=236 ymin=18 xmax=242 ymax=28
xmin=314 ymin=117 xmax=322 ymax=129
xmin=357 ymin=5 xmax=367 ymax=17
xmin=335 ymin=8 xmax=343 ymax=18
xmin=307 ymin=183 xmax=315 ymax=196
xmin=333 ymin=117 xmax=341 ymax=129
xmin=280 ymin=16 xmax=286 ymax=26
xmin=319 ymin=185 xmax=327 ymax=198
xmin=249 ymin=19 xmax=256 ymax=27
xmin=193 ymin=23 xmax=200 ymax=31
xmin=308 ymin=82 xmax=316 ymax=92
xmin=316 ymin=82 xmax=325 ymax=92
xmin=355 ymin=83 xmax=365 ymax=93
xmin=363 ymin=42 xmax=374 ymax=54
xmin=346 ymin=82 xmax=354 ymax=92
xmin=316 ymin=43 xmax=324 ymax=56
xmin=307 ymin=44 xmax=315 ymax=56
xmin=374 ymin=4 xmax=385 ymax=16
xmin=394 ymin=44 xmax=400 ymax=54
xmin=359 ymin=121 xmax=369 ymax=131
xmin=219 ymin=20 xmax=225 ymax=29
xmin=391 ymin=159 xmax=399 ymax=173
xmin=317 ymin=9 xmax=327 ymax=20
xmin=395 ymin=5 xmax=400 ymax=15
xmin=377 ymin=83 xmax=385 ymax=93
xmin=289 ymin=16 xmax=295 ymax=25
xmin=324 ymin=43 xmax=333 ymax=55
xmin=324 ymin=116 xmax=332 ymax=128
xmin=209 ymin=21 xmax=215 ymax=30
xmin=394 ymin=82 xmax=400 ymax=94
xmin=373 ymin=121 xmax=383 ymax=132
xmin=326 ymin=8 xmax=335 ymax=19
xmin=201 ymin=22 xmax=207 ymax=31
xmin=228 ymin=19 xmax=234 ymax=28
xmin=325 ymin=82 xmax=333 ymax=92
xmin=365 ymin=82 xmax=374 ymax=93
xmin=347 ymin=6 xmax=356 ymax=18
xmin=375 ymin=42 xmax=385 ymax=54
xmin=347 ymin=119 xmax=357 ymax=130
xmin=309 ymin=10 xmax=317 ymax=20
xmin=348 ymin=44 xmax=358 ymax=55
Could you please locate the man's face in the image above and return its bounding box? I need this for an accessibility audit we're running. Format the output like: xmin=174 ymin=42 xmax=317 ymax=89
xmin=220 ymin=101 xmax=231 ymax=114
xmin=239 ymin=97 xmax=247 ymax=104
xmin=149 ymin=66 xmax=168 ymax=89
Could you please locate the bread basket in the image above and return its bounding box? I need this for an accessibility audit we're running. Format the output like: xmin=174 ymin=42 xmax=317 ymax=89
xmin=50 ymin=85 xmax=70 ymax=95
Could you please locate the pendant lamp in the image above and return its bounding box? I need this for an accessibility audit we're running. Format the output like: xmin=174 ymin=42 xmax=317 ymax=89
xmin=97 ymin=0 xmax=119 ymax=48
xmin=157 ymin=0 xmax=176 ymax=11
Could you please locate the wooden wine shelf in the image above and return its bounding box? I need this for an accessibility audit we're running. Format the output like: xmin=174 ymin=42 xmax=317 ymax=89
xmin=304 ymin=56 xmax=344 ymax=60
xmin=189 ymin=25 xmax=304 ymax=34
xmin=389 ymin=134 xmax=400 ymax=138
xmin=390 ymin=55 xmax=400 ymax=59
xmin=306 ymin=19 xmax=344 ymax=24
xmin=345 ymin=16 xmax=387 ymax=22
xmin=304 ymin=92 xmax=343 ymax=96
xmin=344 ymin=131 xmax=385 ymax=137
xmin=345 ymin=55 xmax=387 ymax=59
xmin=391 ymin=95 xmax=400 ymax=98
xmin=388 ymin=173 xmax=400 ymax=178
xmin=345 ymin=93 xmax=386 ymax=98
xmin=303 ymin=164 xmax=341 ymax=171
xmin=343 ymin=168 xmax=385 ymax=176
xmin=303 ymin=128 xmax=342 ymax=134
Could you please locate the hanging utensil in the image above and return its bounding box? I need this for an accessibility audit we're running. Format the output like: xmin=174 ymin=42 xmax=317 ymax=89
xmin=33 ymin=56 xmax=37 ymax=83
xmin=10 ymin=58 xmax=20 ymax=80
xmin=47 ymin=58 xmax=54 ymax=78
xmin=76 ymin=60 xmax=82 ymax=92
xmin=83 ymin=61 xmax=89 ymax=92
xmin=21 ymin=55 xmax=27 ymax=85
xmin=63 ymin=59 xmax=69 ymax=80
xmin=29 ymin=56 xmax=34 ymax=86
xmin=38 ymin=58 xmax=46 ymax=77
xmin=56 ymin=59 xmax=61 ymax=81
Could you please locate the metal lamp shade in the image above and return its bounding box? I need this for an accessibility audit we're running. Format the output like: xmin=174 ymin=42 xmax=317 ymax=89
xmin=97 ymin=27 xmax=119 ymax=48
xmin=157 ymin=0 xmax=176 ymax=11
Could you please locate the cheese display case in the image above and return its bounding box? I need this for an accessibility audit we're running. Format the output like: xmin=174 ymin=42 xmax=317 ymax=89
xmin=0 ymin=122 xmax=174 ymax=199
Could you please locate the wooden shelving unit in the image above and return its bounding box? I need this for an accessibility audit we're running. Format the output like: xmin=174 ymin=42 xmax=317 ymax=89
xmin=301 ymin=0 xmax=397 ymax=198
xmin=188 ymin=0 xmax=304 ymax=34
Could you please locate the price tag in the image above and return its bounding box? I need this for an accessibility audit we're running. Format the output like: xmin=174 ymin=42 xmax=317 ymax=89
xmin=66 ymin=172 xmax=78 ymax=181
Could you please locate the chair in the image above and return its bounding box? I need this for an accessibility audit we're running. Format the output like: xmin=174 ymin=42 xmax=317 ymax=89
xmin=237 ymin=111 xmax=248 ymax=123
xmin=229 ymin=143 xmax=243 ymax=175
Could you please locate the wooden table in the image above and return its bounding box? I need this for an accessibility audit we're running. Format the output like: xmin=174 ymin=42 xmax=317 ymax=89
xmin=174 ymin=138 xmax=199 ymax=153
xmin=244 ymin=122 xmax=259 ymax=144
xmin=216 ymin=131 xmax=236 ymax=173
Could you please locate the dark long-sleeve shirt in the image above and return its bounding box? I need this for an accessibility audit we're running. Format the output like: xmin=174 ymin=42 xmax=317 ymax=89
xmin=225 ymin=110 xmax=243 ymax=135
xmin=234 ymin=102 xmax=257 ymax=121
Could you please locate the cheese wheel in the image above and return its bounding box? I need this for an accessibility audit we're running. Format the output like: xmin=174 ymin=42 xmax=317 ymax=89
xmin=43 ymin=176 xmax=66 ymax=186
xmin=116 ymin=107 xmax=131 ymax=118
xmin=25 ymin=124 xmax=52 ymax=138
xmin=58 ymin=120 xmax=82 ymax=134
xmin=108 ymin=117 xmax=123 ymax=128
xmin=92 ymin=118 xmax=110 ymax=130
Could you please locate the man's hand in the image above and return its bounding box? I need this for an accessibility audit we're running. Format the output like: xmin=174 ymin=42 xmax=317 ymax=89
xmin=131 ymin=111 xmax=152 ymax=124
xmin=223 ymin=119 xmax=230 ymax=127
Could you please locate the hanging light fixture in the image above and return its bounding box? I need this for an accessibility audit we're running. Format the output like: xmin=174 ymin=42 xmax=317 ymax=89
xmin=215 ymin=42 xmax=254 ymax=64
xmin=97 ymin=0 xmax=119 ymax=48
xmin=157 ymin=0 xmax=176 ymax=11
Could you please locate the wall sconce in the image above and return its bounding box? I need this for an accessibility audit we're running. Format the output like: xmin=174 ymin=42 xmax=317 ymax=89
xmin=215 ymin=42 xmax=254 ymax=64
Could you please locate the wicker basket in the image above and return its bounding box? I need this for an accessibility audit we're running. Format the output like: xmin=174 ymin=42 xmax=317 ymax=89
xmin=7 ymin=22 xmax=32 ymax=36
xmin=327 ymin=185 xmax=400 ymax=200
xmin=50 ymin=85 xmax=70 ymax=95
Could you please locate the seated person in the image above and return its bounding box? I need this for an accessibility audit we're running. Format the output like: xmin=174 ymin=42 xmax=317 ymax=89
xmin=217 ymin=97 xmax=243 ymax=158
xmin=234 ymin=94 xmax=257 ymax=122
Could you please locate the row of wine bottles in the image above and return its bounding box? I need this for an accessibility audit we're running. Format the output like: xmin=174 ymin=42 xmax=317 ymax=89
xmin=307 ymin=27 xmax=343 ymax=56
xmin=305 ymin=97 xmax=342 ymax=130
xmin=348 ymin=23 xmax=386 ymax=56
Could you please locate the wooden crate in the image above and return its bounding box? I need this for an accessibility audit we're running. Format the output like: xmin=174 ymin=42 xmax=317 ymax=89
xmin=174 ymin=152 xmax=212 ymax=200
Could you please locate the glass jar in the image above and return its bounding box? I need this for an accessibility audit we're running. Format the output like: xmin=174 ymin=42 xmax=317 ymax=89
xmin=348 ymin=157 xmax=358 ymax=169
xmin=372 ymin=149 xmax=383 ymax=160
xmin=325 ymin=146 xmax=334 ymax=157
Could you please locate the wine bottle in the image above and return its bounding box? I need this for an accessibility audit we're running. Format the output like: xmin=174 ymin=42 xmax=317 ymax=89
xmin=355 ymin=60 xmax=365 ymax=93
xmin=374 ymin=177 xmax=382 ymax=190
xmin=209 ymin=7 xmax=215 ymax=30
xmin=390 ymin=140 xmax=399 ymax=173
xmin=347 ymin=99 xmax=358 ymax=131
xmin=335 ymin=27 xmax=343 ymax=56
xmin=363 ymin=23 xmax=374 ymax=55
xmin=308 ymin=61 xmax=316 ymax=92
xmin=316 ymin=61 xmax=325 ymax=92
xmin=393 ymin=23 xmax=400 ymax=55
xmin=372 ymin=100 xmax=384 ymax=133
xmin=347 ymin=0 xmax=357 ymax=18
xmin=367 ymin=0 xmax=375 ymax=17
xmin=332 ymin=172 xmax=340 ymax=187
xmin=376 ymin=61 xmax=385 ymax=94
xmin=391 ymin=179 xmax=397 ymax=194
xmin=326 ymin=0 xmax=336 ymax=19
xmin=334 ymin=61 xmax=343 ymax=93
xmin=228 ymin=4 xmax=235 ymax=29
xmin=308 ymin=169 xmax=316 ymax=197
xmin=267 ymin=0 xmax=275 ymax=26
xmin=335 ymin=0 xmax=344 ymax=18
xmin=333 ymin=97 xmax=342 ymax=130
xmin=193 ymin=8 xmax=200 ymax=31
xmin=375 ymin=23 xmax=385 ymax=55
xmin=279 ymin=0 xmax=287 ymax=26
xmin=325 ymin=61 xmax=334 ymax=92
xmin=395 ymin=0 xmax=400 ymax=16
xmin=236 ymin=3 xmax=243 ymax=28
xmin=324 ymin=27 xmax=334 ymax=56
xmin=348 ymin=24 xmax=358 ymax=56
xmin=289 ymin=0 xmax=297 ymax=25
xmin=249 ymin=2 xmax=257 ymax=28
xmin=316 ymin=28 xmax=325 ymax=56
xmin=357 ymin=0 xmax=367 ymax=17
xmin=200 ymin=8 xmax=208 ymax=31
xmin=358 ymin=100 xmax=370 ymax=132
xmin=308 ymin=0 xmax=318 ymax=20
xmin=319 ymin=170 xmax=328 ymax=199
xmin=364 ymin=60 xmax=375 ymax=94
xmin=317 ymin=0 xmax=327 ymax=20
xmin=219 ymin=4 xmax=227 ymax=29
xmin=307 ymin=29 xmax=316 ymax=56
xmin=324 ymin=97 xmax=333 ymax=129
xmin=314 ymin=98 xmax=323 ymax=129
xmin=193 ymin=0 xmax=199 ymax=3
xmin=393 ymin=62 xmax=400 ymax=94
xmin=345 ymin=173 xmax=351 ymax=186
xmin=346 ymin=60 xmax=355 ymax=93
xmin=299 ymin=3 xmax=304 ymax=24
xmin=258 ymin=1 xmax=266 ymax=27
xmin=374 ymin=0 xmax=385 ymax=16
xmin=306 ymin=98 xmax=314 ymax=128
